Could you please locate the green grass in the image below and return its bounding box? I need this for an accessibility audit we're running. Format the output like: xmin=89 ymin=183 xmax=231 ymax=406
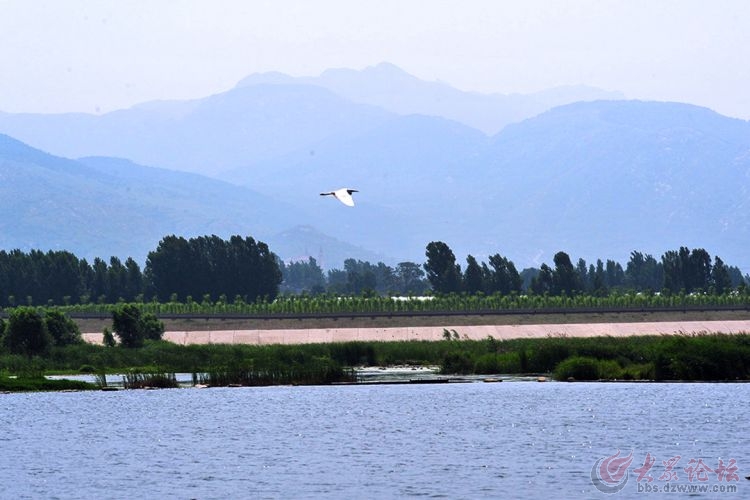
xmin=121 ymin=371 xmax=179 ymax=389
xmin=0 ymin=375 xmax=97 ymax=392
xmin=8 ymin=289 xmax=750 ymax=318
xmin=3 ymin=333 xmax=750 ymax=385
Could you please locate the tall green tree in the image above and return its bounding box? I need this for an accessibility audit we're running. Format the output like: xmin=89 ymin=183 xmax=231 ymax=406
xmin=424 ymin=241 xmax=462 ymax=294
xmin=394 ymin=262 xmax=429 ymax=295
xmin=145 ymin=234 xmax=281 ymax=302
xmin=4 ymin=307 xmax=52 ymax=357
xmin=344 ymin=259 xmax=377 ymax=295
xmin=576 ymin=258 xmax=590 ymax=293
xmin=463 ymin=255 xmax=485 ymax=294
xmin=592 ymin=259 xmax=607 ymax=295
xmin=326 ymin=268 xmax=348 ymax=294
xmin=487 ymin=253 xmax=522 ymax=294
xmin=140 ymin=312 xmax=165 ymax=341
xmin=552 ymin=251 xmax=581 ymax=295
xmin=91 ymin=257 xmax=109 ymax=303
xmin=44 ymin=310 xmax=83 ymax=346
xmin=280 ymin=257 xmax=326 ymax=294
xmin=625 ymin=251 xmax=663 ymax=291
xmin=711 ymin=257 xmax=732 ymax=294
xmin=688 ymin=248 xmax=712 ymax=292
xmin=110 ymin=305 xmax=163 ymax=347
xmin=530 ymin=264 xmax=554 ymax=295
xmin=112 ymin=303 xmax=145 ymax=348
xmin=107 ymin=256 xmax=127 ymax=303
xmin=605 ymin=259 xmax=625 ymax=290
xmin=662 ymin=247 xmax=714 ymax=293
xmin=123 ymin=257 xmax=144 ymax=301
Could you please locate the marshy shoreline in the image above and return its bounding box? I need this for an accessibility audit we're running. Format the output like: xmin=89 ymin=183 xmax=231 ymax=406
xmin=3 ymin=309 xmax=749 ymax=392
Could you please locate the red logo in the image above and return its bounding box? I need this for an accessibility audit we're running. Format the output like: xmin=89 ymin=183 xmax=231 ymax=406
xmin=591 ymin=449 xmax=634 ymax=493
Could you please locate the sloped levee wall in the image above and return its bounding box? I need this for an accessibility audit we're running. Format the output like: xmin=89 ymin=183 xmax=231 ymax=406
xmin=82 ymin=320 xmax=750 ymax=345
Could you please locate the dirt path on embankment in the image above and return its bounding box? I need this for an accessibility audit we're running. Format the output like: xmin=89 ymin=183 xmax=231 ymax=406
xmin=79 ymin=310 xmax=750 ymax=345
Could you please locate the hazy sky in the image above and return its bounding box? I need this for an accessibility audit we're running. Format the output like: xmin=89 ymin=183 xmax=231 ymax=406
xmin=2 ymin=0 xmax=749 ymax=119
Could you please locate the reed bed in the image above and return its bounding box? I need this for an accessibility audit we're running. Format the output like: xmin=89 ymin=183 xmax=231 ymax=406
xmin=121 ymin=371 xmax=178 ymax=389
xmin=3 ymin=333 xmax=750 ymax=385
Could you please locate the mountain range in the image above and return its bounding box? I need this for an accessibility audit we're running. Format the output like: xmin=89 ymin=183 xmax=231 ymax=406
xmin=0 ymin=62 xmax=620 ymax=176
xmin=1 ymin=63 xmax=749 ymax=273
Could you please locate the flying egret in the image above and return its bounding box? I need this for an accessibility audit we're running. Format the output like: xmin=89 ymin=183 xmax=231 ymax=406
xmin=320 ymin=188 xmax=358 ymax=207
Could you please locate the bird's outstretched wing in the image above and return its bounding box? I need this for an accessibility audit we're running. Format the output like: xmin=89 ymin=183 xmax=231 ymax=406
xmin=321 ymin=188 xmax=358 ymax=207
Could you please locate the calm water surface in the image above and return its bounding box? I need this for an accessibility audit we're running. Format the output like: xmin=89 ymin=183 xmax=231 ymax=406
xmin=1 ymin=382 xmax=748 ymax=499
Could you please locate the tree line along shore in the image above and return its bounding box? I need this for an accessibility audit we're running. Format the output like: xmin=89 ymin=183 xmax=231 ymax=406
xmin=2 ymin=234 xmax=750 ymax=391
xmin=1 ymin=235 xmax=748 ymax=308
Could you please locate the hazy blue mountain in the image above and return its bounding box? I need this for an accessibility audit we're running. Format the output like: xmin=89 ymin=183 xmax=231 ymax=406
xmin=470 ymin=100 xmax=750 ymax=268
xmin=3 ymin=96 xmax=750 ymax=275
xmin=0 ymin=84 xmax=392 ymax=176
xmin=0 ymin=134 xmax=389 ymax=266
xmin=225 ymin=99 xmax=750 ymax=271
xmin=224 ymin=113 xmax=490 ymax=261
xmin=236 ymin=62 xmax=624 ymax=134
xmin=271 ymin=225 xmax=389 ymax=270
xmin=0 ymin=62 xmax=620 ymax=181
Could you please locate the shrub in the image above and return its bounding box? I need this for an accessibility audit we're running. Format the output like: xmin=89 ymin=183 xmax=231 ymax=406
xmin=112 ymin=304 xmax=143 ymax=347
xmin=141 ymin=312 xmax=165 ymax=341
xmin=4 ymin=307 xmax=52 ymax=357
xmin=44 ymin=310 xmax=83 ymax=346
xmin=474 ymin=352 xmax=521 ymax=374
xmin=554 ymin=356 xmax=609 ymax=381
xmin=441 ymin=351 xmax=473 ymax=374
xmin=102 ymin=327 xmax=117 ymax=347
xmin=112 ymin=304 xmax=164 ymax=347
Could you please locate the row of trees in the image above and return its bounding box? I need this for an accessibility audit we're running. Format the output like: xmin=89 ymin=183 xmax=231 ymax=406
xmin=0 ymin=249 xmax=144 ymax=307
xmin=1 ymin=308 xmax=83 ymax=356
xmin=280 ymin=258 xmax=430 ymax=296
xmin=146 ymin=235 xmax=281 ymax=302
xmin=0 ymin=236 xmax=748 ymax=307
xmin=0 ymin=235 xmax=282 ymax=307
xmin=423 ymin=243 xmax=748 ymax=296
xmin=0 ymin=304 xmax=164 ymax=356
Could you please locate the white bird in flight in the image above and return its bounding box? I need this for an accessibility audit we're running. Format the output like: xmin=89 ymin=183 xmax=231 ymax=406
xmin=320 ymin=188 xmax=358 ymax=207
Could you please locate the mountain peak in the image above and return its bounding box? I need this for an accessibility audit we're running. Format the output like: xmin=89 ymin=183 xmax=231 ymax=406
xmin=234 ymin=71 xmax=298 ymax=88
xmin=363 ymin=61 xmax=413 ymax=77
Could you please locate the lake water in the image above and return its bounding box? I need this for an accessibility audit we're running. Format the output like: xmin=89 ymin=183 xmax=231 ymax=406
xmin=1 ymin=382 xmax=748 ymax=499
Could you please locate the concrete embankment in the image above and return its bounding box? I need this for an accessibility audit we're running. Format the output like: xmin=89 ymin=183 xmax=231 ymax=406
xmin=81 ymin=319 xmax=750 ymax=345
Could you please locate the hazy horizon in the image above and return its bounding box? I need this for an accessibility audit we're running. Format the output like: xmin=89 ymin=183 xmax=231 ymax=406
xmin=2 ymin=0 xmax=749 ymax=120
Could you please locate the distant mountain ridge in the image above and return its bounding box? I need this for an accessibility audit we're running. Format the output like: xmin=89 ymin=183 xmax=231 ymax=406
xmin=0 ymin=84 xmax=392 ymax=176
xmin=236 ymin=62 xmax=624 ymax=134
xmin=1 ymin=64 xmax=749 ymax=273
xmin=0 ymin=63 xmax=621 ymax=177
xmin=0 ymin=134 xmax=385 ymax=265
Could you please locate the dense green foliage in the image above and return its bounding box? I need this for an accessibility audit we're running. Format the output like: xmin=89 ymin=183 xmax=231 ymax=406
xmin=0 ymin=375 xmax=96 ymax=392
xmin=2 ymin=334 xmax=749 ymax=384
xmin=0 ymin=234 xmax=281 ymax=307
xmin=43 ymin=310 xmax=83 ymax=346
xmin=146 ymin=234 xmax=281 ymax=302
xmin=3 ymin=307 xmax=53 ymax=356
xmin=0 ymin=249 xmax=144 ymax=306
xmin=0 ymin=307 xmax=82 ymax=357
xmin=0 ymin=237 xmax=748 ymax=306
xmin=111 ymin=304 xmax=164 ymax=348
xmin=424 ymin=241 xmax=463 ymax=293
xmin=37 ymin=288 xmax=750 ymax=317
xmin=196 ymin=356 xmax=354 ymax=386
xmin=121 ymin=371 xmax=179 ymax=389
